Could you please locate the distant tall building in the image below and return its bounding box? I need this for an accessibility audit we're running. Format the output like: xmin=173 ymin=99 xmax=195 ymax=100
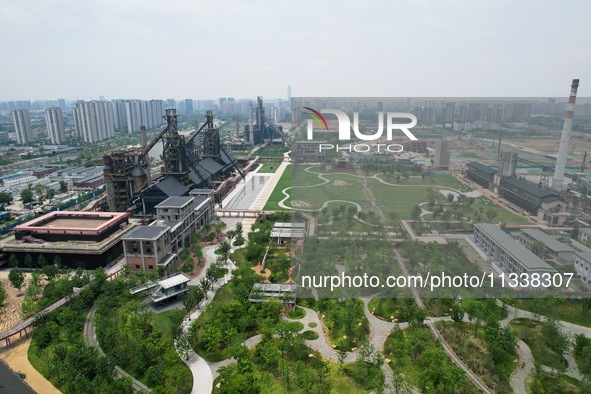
xmin=11 ymin=109 xmax=33 ymax=144
xmin=111 ymin=99 xmax=127 ymax=130
xmin=72 ymin=101 xmax=115 ymax=143
xmin=45 ymin=107 xmax=66 ymax=144
xmin=185 ymin=99 xmax=193 ymax=115
xmin=434 ymin=140 xmax=450 ymax=169
xmin=57 ymin=98 xmax=67 ymax=110
xmin=124 ymin=99 xmax=164 ymax=134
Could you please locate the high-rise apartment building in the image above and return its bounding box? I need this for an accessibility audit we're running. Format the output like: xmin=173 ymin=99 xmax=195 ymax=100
xmin=185 ymin=99 xmax=193 ymax=115
xmin=124 ymin=99 xmax=164 ymax=134
xmin=73 ymin=101 xmax=115 ymax=143
xmin=11 ymin=109 xmax=34 ymax=144
xmin=45 ymin=107 xmax=66 ymax=144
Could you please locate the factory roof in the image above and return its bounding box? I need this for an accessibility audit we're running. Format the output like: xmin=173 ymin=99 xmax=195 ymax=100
xmin=580 ymin=228 xmax=591 ymax=236
xmin=520 ymin=229 xmax=574 ymax=253
xmin=156 ymin=196 xmax=194 ymax=209
xmin=123 ymin=225 xmax=169 ymax=240
xmin=467 ymin=162 xmax=497 ymax=175
xmin=154 ymin=177 xmax=189 ymax=196
xmin=199 ymin=158 xmax=224 ymax=174
xmin=475 ymin=223 xmax=555 ymax=271
xmin=574 ymin=252 xmax=591 ymax=262
xmin=502 ymin=177 xmax=556 ymax=199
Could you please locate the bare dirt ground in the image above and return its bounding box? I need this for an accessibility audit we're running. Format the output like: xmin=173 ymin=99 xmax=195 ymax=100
xmin=251 ymin=264 xmax=271 ymax=281
xmin=509 ymin=139 xmax=591 ymax=153
xmin=0 ymin=272 xmax=32 ymax=333
xmin=0 ymin=337 xmax=60 ymax=394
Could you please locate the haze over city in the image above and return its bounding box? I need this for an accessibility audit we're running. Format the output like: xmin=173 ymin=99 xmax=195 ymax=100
xmin=1 ymin=0 xmax=591 ymax=100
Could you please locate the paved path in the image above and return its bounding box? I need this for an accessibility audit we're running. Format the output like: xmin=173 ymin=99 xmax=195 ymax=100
xmin=498 ymin=301 xmax=591 ymax=393
xmin=179 ymin=247 xmax=237 ymax=394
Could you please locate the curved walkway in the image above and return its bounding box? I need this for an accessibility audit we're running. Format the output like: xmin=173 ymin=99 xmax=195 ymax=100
xmin=498 ymin=301 xmax=591 ymax=393
xmin=178 ymin=244 xmax=237 ymax=394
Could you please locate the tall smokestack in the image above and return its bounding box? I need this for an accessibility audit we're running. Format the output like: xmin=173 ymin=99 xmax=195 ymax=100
xmin=139 ymin=126 xmax=147 ymax=150
xmin=553 ymin=79 xmax=580 ymax=191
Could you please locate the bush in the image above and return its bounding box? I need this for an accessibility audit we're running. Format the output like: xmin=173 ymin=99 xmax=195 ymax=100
xmin=233 ymin=237 xmax=245 ymax=246
xmin=203 ymin=233 xmax=215 ymax=242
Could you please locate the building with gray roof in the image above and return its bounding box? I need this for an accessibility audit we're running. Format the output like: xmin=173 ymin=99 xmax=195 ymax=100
xmin=473 ymin=223 xmax=556 ymax=277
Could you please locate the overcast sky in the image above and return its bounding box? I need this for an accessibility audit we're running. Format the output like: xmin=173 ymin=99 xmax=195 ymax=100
xmin=1 ymin=0 xmax=590 ymax=100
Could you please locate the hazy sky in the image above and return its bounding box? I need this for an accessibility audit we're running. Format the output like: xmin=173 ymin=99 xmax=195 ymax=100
xmin=1 ymin=0 xmax=590 ymax=100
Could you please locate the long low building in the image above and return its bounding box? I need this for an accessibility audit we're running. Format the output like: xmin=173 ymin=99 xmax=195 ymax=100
xmin=466 ymin=162 xmax=496 ymax=190
xmin=519 ymin=228 xmax=575 ymax=263
xmin=473 ymin=223 xmax=556 ymax=276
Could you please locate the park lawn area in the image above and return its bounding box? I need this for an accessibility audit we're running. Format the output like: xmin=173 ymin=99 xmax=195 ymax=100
xmin=436 ymin=321 xmax=515 ymax=393
xmin=264 ymin=164 xmax=293 ymax=210
xmin=509 ymin=318 xmax=568 ymax=370
xmin=465 ymin=197 xmax=529 ymax=224
xmin=286 ymin=306 xmax=306 ymax=319
xmin=525 ymin=372 xmax=583 ymax=394
xmin=230 ymin=248 xmax=248 ymax=267
xmin=257 ymin=160 xmax=282 ymax=173
xmin=509 ymin=298 xmax=591 ymax=328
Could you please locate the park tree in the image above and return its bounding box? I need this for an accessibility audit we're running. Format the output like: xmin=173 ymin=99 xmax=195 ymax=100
xmin=0 ymin=191 xmax=13 ymax=205
xmin=411 ymin=205 xmax=422 ymax=220
xmin=9 ymin=269 xmax=25 ymax=293
xmin=20 ymin=189 xmax=33 ymax=204
xmin=59 ymin=180 xmax=68 ymax=193
xmin=450 ymin=302 xmax=464 ymax=323
xmin=447 ymin=193 xmax=455 ymax=202
xmin=24 ymin=254 xmax=33 ymax=268
xmin=235 ymin=222 xmax=243 ymax=239
xmin=9 ymin=254 xmax=18 ymax=268
xmin=38 ymin=255 xmax=47 ymax=267
xmin=530 ymin=240 xmax=546 ymax=257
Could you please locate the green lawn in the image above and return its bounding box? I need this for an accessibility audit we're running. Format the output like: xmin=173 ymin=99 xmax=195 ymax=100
xmin=509 ymin=298 xmax=591 ymax=328
xmin=525 ymin=371 xmax=583 ymax=394
xmin=257 ymin=160 xmax=282 ymax=173
xmin=264 ymin=166 xmax=528 ymax=223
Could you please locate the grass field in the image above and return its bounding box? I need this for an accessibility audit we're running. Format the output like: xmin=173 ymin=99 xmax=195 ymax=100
xmin=257 ymin=160 xmax=282 ymax=173
xmin=509 ymin=299 xmax=591 ymax=328
xmin=264 ymin=166 xmax=527 ymax=223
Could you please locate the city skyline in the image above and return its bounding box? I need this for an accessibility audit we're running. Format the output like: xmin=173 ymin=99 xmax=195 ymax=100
xmin=1 ymin=0 xmax=590 ymax=100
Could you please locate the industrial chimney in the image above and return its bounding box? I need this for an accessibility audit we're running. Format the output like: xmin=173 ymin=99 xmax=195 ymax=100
xmin=139 ymin=126 xmax=147 ymax=150
xmin=552 ymin=79 xmax=580 ymax=192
